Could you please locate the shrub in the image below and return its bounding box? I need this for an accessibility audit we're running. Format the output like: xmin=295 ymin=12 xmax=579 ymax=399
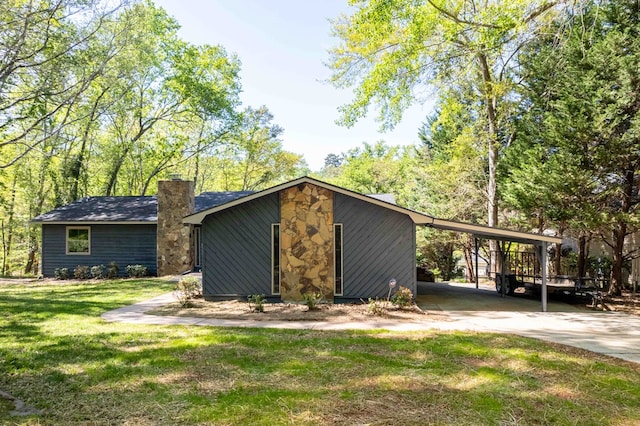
xmin=174 ymin=276 xmax=201 ymax=307
xmin=106 ymin=261 xmax=119 ymax=279
xmin=391 ymin=286 xmax=414 ymax=308
xmin=248 ymin=294 xmax=266 ymax=313
xmin=54 ymin=268 xmax=70 ymax=280
xmin=126 ymin=264 xmax=147 ymax=278
xmin=366 ymin=297 xmax=386 ymax=316
xmin=74 ymin=265 xmax=91 ymax=280
xmin=90 ymin=264 xmax=106 ymax=279
xmin=302 ymin=292 xmax=323 ymax=311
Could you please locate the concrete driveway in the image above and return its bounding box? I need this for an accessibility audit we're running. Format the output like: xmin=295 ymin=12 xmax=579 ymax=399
xmin=103 ymin=280 xmax=640 ymax=364
xmin=416 ymin=281 xmax=640 ymax=364
xmin=416 ymin=281 xmax=585 ymax=312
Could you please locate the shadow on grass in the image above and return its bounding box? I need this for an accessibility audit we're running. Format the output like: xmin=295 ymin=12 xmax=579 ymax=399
xmin=0 ymin=279 xmax=174 ymax=320
xmin=2 ymin=280 xmax=640 ymax=424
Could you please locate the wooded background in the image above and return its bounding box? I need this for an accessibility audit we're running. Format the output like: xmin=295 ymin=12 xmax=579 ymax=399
xmin=1 ymin=0 xmax=638 ymax=296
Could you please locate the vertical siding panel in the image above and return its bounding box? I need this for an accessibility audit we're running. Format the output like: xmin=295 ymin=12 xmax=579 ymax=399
xmin=201 ymin=193 xmax=279 ymax=299
xmin=334 ymin=193 xmax=415 ymax=300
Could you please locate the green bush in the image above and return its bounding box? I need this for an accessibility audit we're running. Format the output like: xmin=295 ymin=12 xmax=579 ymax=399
xmin=302 ymin=292 xmax=323 ymax=311
xmin=126 ymin=264 xmax=147 ymax=278
xmin=90 ymin=264 xmax=106 ymax=279
xmin=248 ymin=294 xmax=266 ymax=313
xmin=366 ymin=298 xmax=386 ymax=316
xmin=74 ymin=265 xmax=91 ymax=280
xmin=54 ymin=268 xmax=70 ymax=280
xmin=174 ymin=276 xmax=201 ymax=307
xmin=106 ymin=261 xmax=119 ymax=279
xmin=390 ymin=286 xmax=413 ymax=308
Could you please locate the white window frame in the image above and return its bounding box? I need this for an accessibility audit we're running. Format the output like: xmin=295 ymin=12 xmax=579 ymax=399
xmin=334 ymin=223 xmax=343 ymax=296
xmin=66 ymin=226 xmax=91 ymax=255
xmin=271 ymin=223 xmax=280 ymax=295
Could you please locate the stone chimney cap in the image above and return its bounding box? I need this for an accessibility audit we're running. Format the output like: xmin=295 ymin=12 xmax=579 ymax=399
xmin=169 ymin=174 xmax=182 ymax=181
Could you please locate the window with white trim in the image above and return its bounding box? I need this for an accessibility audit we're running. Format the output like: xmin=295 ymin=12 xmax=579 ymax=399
xmin=271 ymin=223 xmax=280 ymax=294
xmin=334 ymin=223 xmax=343 ymax=296
xmin=66 ymin=226 xmax=90 ymax=255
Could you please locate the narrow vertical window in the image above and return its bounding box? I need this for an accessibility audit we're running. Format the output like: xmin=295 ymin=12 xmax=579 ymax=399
xmin=272 ymin=224 xmax=280 ymax=294
xmin=334 ymin=223 xmax=343 ymax=296
xmin=193 ymin=227 xmax=201 ymax=269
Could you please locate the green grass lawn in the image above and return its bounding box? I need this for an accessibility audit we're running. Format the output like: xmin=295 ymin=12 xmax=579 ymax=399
xmin=1 ymin=279 xmax=640 ymax=425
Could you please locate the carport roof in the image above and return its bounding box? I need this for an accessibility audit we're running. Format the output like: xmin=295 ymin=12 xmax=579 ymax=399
xmin=184 ymin=176 xmax=561 ymax=246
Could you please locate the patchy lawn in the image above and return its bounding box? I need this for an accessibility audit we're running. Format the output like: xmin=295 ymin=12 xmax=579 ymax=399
xmin=1 ymin=278 xmax=640 ymax=425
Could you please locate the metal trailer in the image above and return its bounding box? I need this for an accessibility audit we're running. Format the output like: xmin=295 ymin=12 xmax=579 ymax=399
xmin=490 ymin=250 xmax=608 ymax=302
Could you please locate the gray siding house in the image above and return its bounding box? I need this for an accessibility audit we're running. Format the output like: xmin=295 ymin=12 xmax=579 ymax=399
xmin=31 ymin=180 xmax=252 ymax=278
xmin=33 ymin=196 xmax=160 ymax=276
xmin=33 ymin=176 xmax=562 ymax=306
xmin=185 ymin=177 xmax=417 ymax=302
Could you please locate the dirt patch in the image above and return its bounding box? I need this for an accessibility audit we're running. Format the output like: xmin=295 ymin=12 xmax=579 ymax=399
xmin=0 ymin=389 xmax=43 ymax=417
xmin=602 ymin=292 xmax=640 ymax=316
xmin=148 ymin=297 xmax=450 ymax=323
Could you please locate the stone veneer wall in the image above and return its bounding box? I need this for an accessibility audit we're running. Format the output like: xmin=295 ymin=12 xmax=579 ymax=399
xmin=157 ymin=179 xmax=194 ymax=276
xmin=280 ymin=183 xmax=334 ymax=302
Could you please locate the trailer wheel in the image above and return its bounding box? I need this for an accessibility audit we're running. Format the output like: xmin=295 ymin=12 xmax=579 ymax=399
xmin=495 ymin=276 xmax=513 ymax=296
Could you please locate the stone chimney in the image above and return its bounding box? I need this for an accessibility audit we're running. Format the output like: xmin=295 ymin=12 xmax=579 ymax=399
xmin=157 ymin=178 xmax=195 ymax=276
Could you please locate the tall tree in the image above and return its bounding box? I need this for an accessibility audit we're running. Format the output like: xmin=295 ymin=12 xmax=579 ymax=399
xmin=511 ymin=0 xmax=640 ymax=295
xmin=0 ymin=0 xmax=125 ymax=168
xmin=417 ymin=87 xmax=490 ymax=282
xmin=332 ymin=141 xmax=417 ymax=206
xmin=95 ymin=2 xmax=241 ymax=196
xmin=188 ymin=106 xmax=305 ymax=191
xmin=327 ymin=0 xmax=566 ymax=275
xmin=0 ymin=0 xmax=247 ymax=274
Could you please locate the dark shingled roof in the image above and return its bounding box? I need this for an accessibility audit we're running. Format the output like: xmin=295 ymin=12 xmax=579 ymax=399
xmin=195 ymin=191 xmax=254 ymax=212
xmin=31 ymin=189 xmax=389 ymax=223
xmin=31 ymin=196 xmax=158 ymax=223
xmin=32 ymin=191 xmax=255 ymax=223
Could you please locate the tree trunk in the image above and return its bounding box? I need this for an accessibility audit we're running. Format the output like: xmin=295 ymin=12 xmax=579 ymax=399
xmin=577 ymin=234 xmax=587 ymax=281
xmin=442 ymin=241 xmax=455 ymax=281
xmin=24 ymin=235 xmax=39 ymax=276
xmin=477 ymin=53 xmax=500 ymax=276
xmin=609 ymin=168 xmax=636 ymax=296
xmin=554 ymin=226 xmax=565 ymax=276
xmin=104 ymin=145 xmax=132 ymax=196
xmin=609 ymin=223 xmax=627 ymax=296
xmin=463 ymin=244 xmax=475 ymax=283
xmin=70 ymin=90 xmax=106 ymax=200
xmin=1 ymin=175 xmax=17 ymax=276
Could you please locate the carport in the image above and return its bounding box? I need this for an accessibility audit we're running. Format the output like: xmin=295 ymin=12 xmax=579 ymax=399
xmin=412 ymin=216 xmax=563 ymax=312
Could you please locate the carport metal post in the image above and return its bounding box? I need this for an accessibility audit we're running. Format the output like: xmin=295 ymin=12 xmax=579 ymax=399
xmin=474 ymin=237 xmax=479 ymax=289
xmin=541 ymin=242 xmax=548 ymax=312
xmin=500 ymin=241 xmax=506 ymax=298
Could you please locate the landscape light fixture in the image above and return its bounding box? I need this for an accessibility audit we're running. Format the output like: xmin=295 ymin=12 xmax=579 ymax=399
xmin=387 ymin=278 xmax=397 ymax=301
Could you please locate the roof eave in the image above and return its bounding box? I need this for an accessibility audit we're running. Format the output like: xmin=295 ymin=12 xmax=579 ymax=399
xmin=430 ymin=218 xmax=562 ymax=245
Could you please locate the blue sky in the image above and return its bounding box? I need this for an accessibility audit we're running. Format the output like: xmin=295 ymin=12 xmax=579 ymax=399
xmin=153 ymin=0 xmax=434 ymax=170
